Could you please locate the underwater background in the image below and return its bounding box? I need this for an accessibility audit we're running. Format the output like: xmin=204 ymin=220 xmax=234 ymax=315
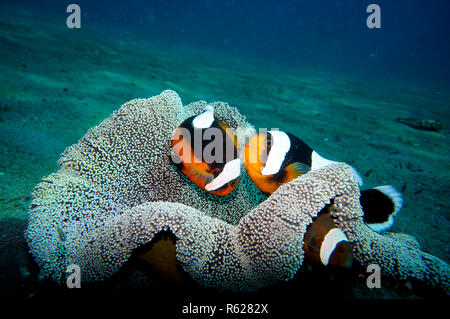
xmin=0 ymin=0 xmax=449 ymax=304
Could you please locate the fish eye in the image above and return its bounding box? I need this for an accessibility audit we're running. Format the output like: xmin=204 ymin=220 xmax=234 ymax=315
xmin=229 ymin=179 xmax=238 ymax=187
xmin=265 ymin=134 xmax=273 ymax=150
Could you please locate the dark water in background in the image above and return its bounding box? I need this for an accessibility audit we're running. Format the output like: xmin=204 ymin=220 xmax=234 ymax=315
xmin=6 ymin=0 xmax=450 ymax=88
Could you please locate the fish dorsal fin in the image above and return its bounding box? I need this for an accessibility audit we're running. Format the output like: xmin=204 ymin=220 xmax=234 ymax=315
xmin=284 ymin=162 xmax=311 ymax=183
xmin=218 ymin=121 xmax=238 ymax=150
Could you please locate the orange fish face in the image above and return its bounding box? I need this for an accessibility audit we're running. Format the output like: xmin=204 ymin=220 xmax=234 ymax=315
xmin=244 ymin=133 xmax=270 ymax=172
xmin=171 ymin=126 xmax=199 ymax=166
xmin=243 ymin=133 xmax=296 ymax=195
xmin=243 ymin=133 xmax=276 ymax=195
xmin=303 ymin=208 xmax=353 ymax=268
xmin=170 ymin=107 xmax=241 ymax=196
xmin=244 ymin=131 xmax=312 ymax=196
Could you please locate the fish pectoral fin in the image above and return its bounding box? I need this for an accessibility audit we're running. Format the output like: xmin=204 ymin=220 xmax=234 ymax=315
xmin=284 ymin=162 xmax=311 ymax=182
xmin=185 ymin=165 xmax=214 ymax=184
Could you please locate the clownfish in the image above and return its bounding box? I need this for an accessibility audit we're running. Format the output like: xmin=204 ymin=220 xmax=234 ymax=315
xmin=244 ymin=130 xmax=403 ymax=232
xmin=303 ymin=203 xmax=353 ymax=268
xmin=243 ymin=130 xmax=353 ymax=195
xmin=170 ymin=105 xmax=241 ymax=196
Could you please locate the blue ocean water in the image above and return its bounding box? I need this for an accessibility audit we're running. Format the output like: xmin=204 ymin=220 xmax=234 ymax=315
xmin=8 ymin=0 xmax=450 ymax=87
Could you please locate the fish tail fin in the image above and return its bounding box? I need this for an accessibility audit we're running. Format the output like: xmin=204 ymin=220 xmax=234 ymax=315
xmin=360 ymin=185 xmax=403 ymax=232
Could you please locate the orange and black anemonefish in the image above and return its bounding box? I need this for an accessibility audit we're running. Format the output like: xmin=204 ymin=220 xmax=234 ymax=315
xmin=243 ymin=130 xmax=354 ymax=195
xmin=243 ymin=130 xmax=403 ymax=232
xmin=170 ymin=105 xmax=241 ymax=196
xmin=303 ymin=203 xmax=353 ymax=268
